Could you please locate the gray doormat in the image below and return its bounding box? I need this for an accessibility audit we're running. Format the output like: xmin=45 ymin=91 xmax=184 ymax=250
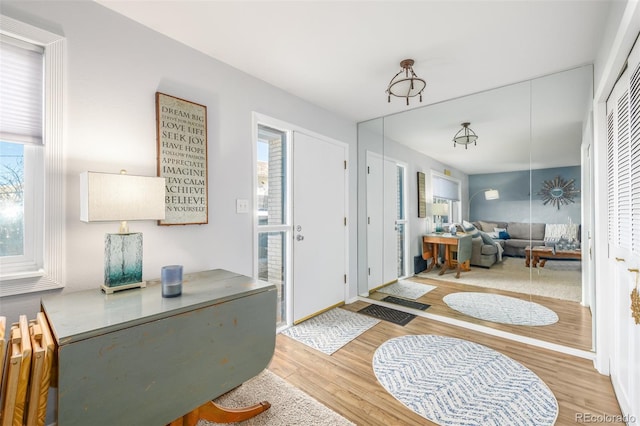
xmin=357 ymin=304 xmax=416 ymax=326
xmin=382 ymin=296 xmax=430 ymax=311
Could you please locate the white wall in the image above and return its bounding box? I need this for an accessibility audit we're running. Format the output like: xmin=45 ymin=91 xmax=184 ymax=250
xmin=1 ymin=0 xmax=357 ymax=322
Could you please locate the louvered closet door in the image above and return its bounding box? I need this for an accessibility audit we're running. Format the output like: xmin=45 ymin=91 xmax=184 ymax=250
xmin=606 ymin=34 xmax=640 ymax=424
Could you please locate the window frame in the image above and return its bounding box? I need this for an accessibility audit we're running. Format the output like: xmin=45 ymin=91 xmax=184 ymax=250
xmin=0 ymin=15 xmax=65 ymax=296
xmin=253 ymin=115 xmax=294 ymax=330
xmin=395 ymin=163 xmax=409 ymax=279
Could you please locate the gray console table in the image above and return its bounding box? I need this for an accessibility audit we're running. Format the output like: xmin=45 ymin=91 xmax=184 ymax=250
xmin=41 ymin=269 xmax=276 ymax=425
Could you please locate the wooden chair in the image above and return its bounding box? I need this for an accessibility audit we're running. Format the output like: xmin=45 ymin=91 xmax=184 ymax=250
xmin=421 ymin=241 xmax=436 ymax=272
xmin=0 ymin=317 xmax=5 ymax=396
xmin=440 ymin=234 xmax=472 ymax=279
xmin=25 ymin=313 xmax=55 ymax=426
xmin=0 ymin=315 xmax=32 ymax=426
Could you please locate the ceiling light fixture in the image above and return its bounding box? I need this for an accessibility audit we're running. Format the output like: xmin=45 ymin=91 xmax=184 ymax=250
xmin=386 ymin=59 xmax=426 ymax=105
xmin=453 ymin=122 xmax=478 ymax=149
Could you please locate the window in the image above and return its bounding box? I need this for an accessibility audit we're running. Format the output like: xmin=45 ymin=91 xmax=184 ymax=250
xmin=256 ymin=123 xmax=290 ymax=328
xmin=431 ymin=172 xmax=461 ymax=228
xmin=395 ymin=164 xmax=408 ymax=278
xmin=0 ymin=15 xmax=64 ymax=296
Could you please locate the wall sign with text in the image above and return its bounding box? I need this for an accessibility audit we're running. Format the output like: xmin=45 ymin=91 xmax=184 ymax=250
xmin=156 ymin=92 xmax=208 ymax=225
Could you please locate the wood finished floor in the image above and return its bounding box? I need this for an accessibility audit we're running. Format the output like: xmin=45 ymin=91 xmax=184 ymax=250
xmin=368 ymin=272 xmax=592 ymax=351
xmin=268 ymin=302 xmax=621 ymax=426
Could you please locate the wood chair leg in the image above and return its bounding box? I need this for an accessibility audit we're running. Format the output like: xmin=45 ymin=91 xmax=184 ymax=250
xmin=198 ymin=400 xmax=271 ymax=423
xmin=169 ymin=400 xmax=271 ymax=426
xmin=425 ymin=261 xmax=435 ymax=272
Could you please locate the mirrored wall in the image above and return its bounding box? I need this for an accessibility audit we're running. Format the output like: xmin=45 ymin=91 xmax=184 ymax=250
xmin=357 ymin=65 xmax=594 ymax=352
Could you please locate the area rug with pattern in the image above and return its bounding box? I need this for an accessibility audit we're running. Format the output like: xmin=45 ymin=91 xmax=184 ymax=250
xmin=373 ymin=335 xmax=558 ymax=426
xmin=200 ymin=369 xmax=355 ymax=425
xmin=419 ymin=257 xmax=581 ymax=302
xmin=377 ymin=279 xmax=437 ymax=300
xmin=443 ymin=292 xmax=559 ymax=326
xmin=281 ymin=308 xmax=379 ymax=355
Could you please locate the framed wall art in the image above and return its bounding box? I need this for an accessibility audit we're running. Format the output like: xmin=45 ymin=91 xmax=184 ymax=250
xmin=417 ymin=171 xmax=426 ymax=218
xmin=156 ymin=92 xmax=208 ymax=225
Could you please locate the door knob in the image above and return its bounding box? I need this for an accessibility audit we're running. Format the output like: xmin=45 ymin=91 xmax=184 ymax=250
xmin=296 ymin=234 xmax=304 ymax=241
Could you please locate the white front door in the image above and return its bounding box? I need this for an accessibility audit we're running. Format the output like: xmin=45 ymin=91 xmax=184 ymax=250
xmin=292 ymin=132 xmax=346 ymax=323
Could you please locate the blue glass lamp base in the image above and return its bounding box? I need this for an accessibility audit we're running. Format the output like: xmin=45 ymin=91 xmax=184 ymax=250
xmin=102 ymin=233 xmax=146 ymax=294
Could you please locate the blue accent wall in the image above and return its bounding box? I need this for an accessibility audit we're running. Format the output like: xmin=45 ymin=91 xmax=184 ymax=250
xmin=469 ymin=166 xmax=581 ymax=225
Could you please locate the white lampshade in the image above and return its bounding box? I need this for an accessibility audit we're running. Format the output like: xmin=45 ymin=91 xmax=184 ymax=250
xmin=484 ymin=189 xmax=500 ymax=200
xmin=80 ymin=171 xmax=166 ymax=223
xmin=432 ymin=203 xmax=449 ymax=216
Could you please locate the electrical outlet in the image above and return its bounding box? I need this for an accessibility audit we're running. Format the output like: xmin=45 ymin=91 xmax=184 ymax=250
xmin=236 ymin=199 xmax=249 ymax=213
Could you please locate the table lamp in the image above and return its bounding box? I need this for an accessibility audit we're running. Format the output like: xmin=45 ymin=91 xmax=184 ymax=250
xmin=80 ymin=170 xmax=166 ymax=293
xmin=432 ymin=203 xmax=449 ymax=232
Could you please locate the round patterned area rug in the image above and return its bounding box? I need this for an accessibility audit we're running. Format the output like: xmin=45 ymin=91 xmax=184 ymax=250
xmin=443 ymin=292 xmax=559 ymax=326
xmin=373 ymin=335 xmax=558 ymax=426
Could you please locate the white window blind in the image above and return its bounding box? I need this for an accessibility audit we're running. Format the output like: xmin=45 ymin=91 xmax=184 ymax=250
xmin=0 ymin=34 xmax=44 ymax=145
xmin=432 ymin=175 xmax=460 ymax=201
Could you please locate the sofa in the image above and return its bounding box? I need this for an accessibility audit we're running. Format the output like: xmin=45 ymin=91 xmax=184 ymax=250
xmin=469 ymin=234 xmax=504 ymax=267
xmin=461 ymin=221 xmax=504 ymax=268
xmin=472 ymin=220 xmax=580 ymax=258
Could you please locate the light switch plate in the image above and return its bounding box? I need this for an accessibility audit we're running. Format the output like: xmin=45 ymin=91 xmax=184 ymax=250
xmin=236 ymin=198 xmax=249 ymax=213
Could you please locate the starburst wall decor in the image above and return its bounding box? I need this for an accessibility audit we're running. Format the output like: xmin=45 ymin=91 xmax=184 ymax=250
xmin=537 ymin=176 xmax=579 ymax=209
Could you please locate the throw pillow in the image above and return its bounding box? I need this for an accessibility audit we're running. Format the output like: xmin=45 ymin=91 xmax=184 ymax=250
xmin=494 ymin=228 xmax=510 ymax=239
xmin=479 ymin=231 xmax=496 ymax=245
xmin=462 ymin=220 xmax=474 ymax=231
xmin=478 ymin=221 xmax=498 ymax=232
xmin=544 ymin=224 xmax=579 ymax=241
xmin=462 ymin=220 xmax=480 ymax=238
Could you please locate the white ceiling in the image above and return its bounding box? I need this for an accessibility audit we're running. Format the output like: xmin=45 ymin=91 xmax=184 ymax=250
xmin=96 ymin=0 xmax=614 ymax=173
xmin=381 ymin=64 xmax=594 ymax=174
